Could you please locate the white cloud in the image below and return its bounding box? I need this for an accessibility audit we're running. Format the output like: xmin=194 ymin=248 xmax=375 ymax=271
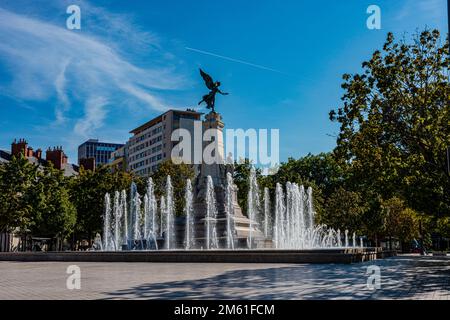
xmin=396 ymin=0 xmax=446 ymax=22
xmin=54 ymin=59 xmax=71 ymax=124
xmin=74 ymin=96 xmax=108 ymax=138
xmin=0 ymin=4 xmax=187 ymax=156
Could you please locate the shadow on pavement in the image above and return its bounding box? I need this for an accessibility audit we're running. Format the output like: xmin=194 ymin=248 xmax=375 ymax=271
xmin=102 ymin=256 xmax=450 ymax=300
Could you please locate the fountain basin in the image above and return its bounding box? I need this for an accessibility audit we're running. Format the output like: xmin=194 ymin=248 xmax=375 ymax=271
xmin=0 ymin=248 xmax=395 ymax=264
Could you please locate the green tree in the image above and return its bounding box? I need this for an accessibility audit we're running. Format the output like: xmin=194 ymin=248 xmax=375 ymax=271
xmin=70 ymin=166 xmax=134 ymax=242
xmin=31 ymin=164 xmax=76 ymax=240
xmin=282 ymin=153 xmax=346 ymax=197
xmin=320 ymin=187 xmax=366 ymax=233
xmin=0 ymin=155 xmax=39 ymax=233
xmin=151 ymin=160 xmax=195 ymax=215
xmin=381 ymin=197 xmax=421 ymax=248
xmin=436 ymin=217 xmax=450 ymax=239
xmin=330 ymin=30 xmax=450 ymax=219
xmin=259 ymin=158 xmax=326 ymax=219
xmin=232 ymin=159 xmax=263 ymax=215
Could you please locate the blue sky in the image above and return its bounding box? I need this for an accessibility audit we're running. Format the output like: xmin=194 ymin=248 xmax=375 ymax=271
xmin=0 ymin=0 xmax=447 ymax=162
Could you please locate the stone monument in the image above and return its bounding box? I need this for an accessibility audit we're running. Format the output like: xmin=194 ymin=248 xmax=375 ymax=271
xmin=175 ymin=69 xmax=266 ymax=248
xmin=189 ymin=111 xmax=265 ymax=248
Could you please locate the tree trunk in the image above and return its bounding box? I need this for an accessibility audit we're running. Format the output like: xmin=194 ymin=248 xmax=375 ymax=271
xmin=88 ymin=231 xmax=92 ymax=248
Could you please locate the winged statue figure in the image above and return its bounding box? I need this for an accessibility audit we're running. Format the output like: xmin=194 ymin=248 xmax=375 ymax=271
xmin=198 ymin=69 xmax=228 ymax=113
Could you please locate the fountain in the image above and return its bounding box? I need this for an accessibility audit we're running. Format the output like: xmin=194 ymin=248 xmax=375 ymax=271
xmin=184 ymin=179 xmax=195 ymax=250
xmin=144 ymin=178 xmax=158 ymax=250
xmin=225 ymin=173 xmax=235 ymax=249
xmin=205 ymin=176 xmax=218 ymax=250
xmin=132 ymin=190 xmax=142 ymax=249
xmin=120 ymin=190 xmax=128 ymax=249
xmin=160 ymin=195 xmax=166 ymax=239
xmin=263 ymin=187 xmax=271 ymax=238
xmin=307 ymin=187 xmax=314 ymax=228
xmin=274 ymin=183 xmax=284 ymax=249
xmin=143 ymin=194 xmax=149 ymax=245
xmin=165 ymin=176 xmax=175 ymax=250
xmin=113 ymin=191 xmax=121 ymax=251
xmin=0 ymin=110 xmax=394 ymax=265
xmin=247 ymin=168 xmax=261 ymax=249
xmin=345 ymin=230 xmax=349 ymax=248
xmin=271 ymin=182 xmax=360 ymax=249
xmin=92 ymin=107 xmax=378 ymax=260
xmin=103 ymin=193 xmax=111 ymax=251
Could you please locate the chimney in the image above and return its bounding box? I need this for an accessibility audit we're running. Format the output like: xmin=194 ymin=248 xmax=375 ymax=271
xmin=34 ymin=148 xmax=42 ymax=160
xmin=46 ymin=146 xmax=68 ymax=170
xmin=79 ymin=157 xmax=96 ymax=171
xmin=26 ymin=147 xmax=34 ymax=158
xmin=11 ymin=138 xmax=28 ymax=158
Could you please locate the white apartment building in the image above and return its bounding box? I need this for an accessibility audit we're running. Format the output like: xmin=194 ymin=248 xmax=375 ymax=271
xmin=127 ymin=109 xmax=202 ymax=176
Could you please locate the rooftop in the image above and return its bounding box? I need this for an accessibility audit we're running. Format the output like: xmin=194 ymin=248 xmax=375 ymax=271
xmin=79 ymin=139 xmax=124 ymax=146
xmin=130 ymin=109 xmax=203 ymax=135
xmin=0 ymin=149 xmax=79 ymax=177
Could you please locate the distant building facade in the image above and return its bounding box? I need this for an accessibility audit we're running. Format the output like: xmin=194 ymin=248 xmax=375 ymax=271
xmin=79 ymin=157 xmax=96 ymax=171
xmin=127 ymin=109 xmax=202 ymax=176
xmin=0 ymin=139 xmax=78 ymax=176
xmin=78 ymin=139 xmax=124 ymax=170
xmin=109 ymin=145 xmax=127 ymax=172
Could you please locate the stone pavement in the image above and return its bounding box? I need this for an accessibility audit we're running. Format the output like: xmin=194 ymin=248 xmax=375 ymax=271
xmin=0 ymin=255 xmax=448 ymax=300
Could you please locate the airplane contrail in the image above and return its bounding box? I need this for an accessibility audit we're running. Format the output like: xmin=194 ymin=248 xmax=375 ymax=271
xmin=185 ymin=47 xmax=286 ymax=75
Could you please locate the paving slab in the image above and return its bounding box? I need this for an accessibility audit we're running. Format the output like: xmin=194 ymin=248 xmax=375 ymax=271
xmin=0 ymin=255 xmax=448 ymax=300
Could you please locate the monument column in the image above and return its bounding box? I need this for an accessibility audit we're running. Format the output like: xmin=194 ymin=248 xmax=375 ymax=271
xmin=191 ymin=69 xmax=266 ymax=248
xmin=202 ymin=111 xmax=225 ymax=165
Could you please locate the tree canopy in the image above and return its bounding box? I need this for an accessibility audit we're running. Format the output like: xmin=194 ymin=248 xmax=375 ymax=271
xmin=0 ymin=29 xmax=448 ymax=250
xmin=330 ymin=30 xmax=449 ymax=219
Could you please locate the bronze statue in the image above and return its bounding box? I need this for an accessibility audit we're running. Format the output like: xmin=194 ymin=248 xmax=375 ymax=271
xmin=198 ymin=69 xmax=228 ymax=113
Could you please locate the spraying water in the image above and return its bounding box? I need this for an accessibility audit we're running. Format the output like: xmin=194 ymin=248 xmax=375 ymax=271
xmin=93 ymin=233 xmax=103 ymax=251
xmin=113 ymin=191 xmax=121 ymax=251
xmin=273 ymin=182 xmax=355 ymax=249
xmin=307 ymin=187 xmax=314 ymax=228
xmin=225 ymin=173 xmax=235 ymax=250
xmin=274 ymin=183 xmax=285 ymax=249
xmin=165 ymin=176 xmax=175 ymax=250
xmin=160 ymin=195 xmax=166 ymax=239
xmin=101 ymin=173 xmax=362 ymax=251
xmin=247 ymin=168 xmax=260 ymax=249
xmin=144 ymin=178 xmax=158 ymax=249
xmin=205 ymin=176 xmax=218 ymax=249
xmin=129 ymin=182 xmax=138 ymax=243
xmin=103 ymin=193 xmax=111 ymax=251
xmin=132 ymin=191 xmax=142 ymax=249
xmin=263 ymin=188 xmax=271 ymax=238
xmin=345 ymin=230 xmax=349 ymax=248
xmin=120 ymin=190 xmax=128 ymax=249
xmin=184 ymin=179 xmax=195 ymax=250
xmin=143 ymin=194 xmax=149 ymax=241
xmin=337 ymin=229 xmax=342 ymax=247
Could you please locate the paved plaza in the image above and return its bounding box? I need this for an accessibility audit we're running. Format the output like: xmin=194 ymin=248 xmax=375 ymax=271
xmin=0 ymin=255 xmax=449 ymax=300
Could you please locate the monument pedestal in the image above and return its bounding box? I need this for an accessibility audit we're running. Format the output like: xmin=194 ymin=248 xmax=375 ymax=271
xmin=184 ymin=111 xmax=267 ymax=248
